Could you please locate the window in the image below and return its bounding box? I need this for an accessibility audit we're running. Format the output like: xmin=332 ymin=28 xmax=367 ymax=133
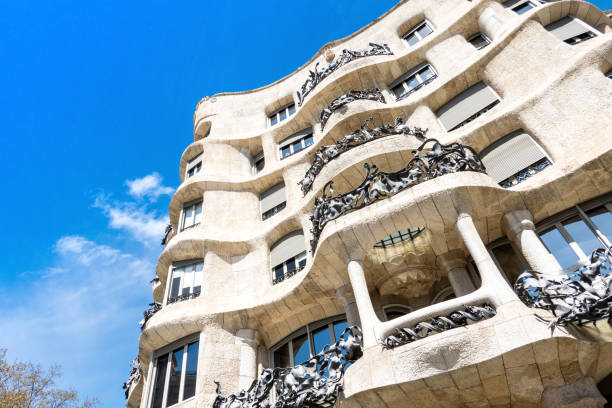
xmin=185 ymin=153 xmax=202 ymax=179
xmin=253 ymin=151 xmax=265 ymax=175
xmin=181 ymin=199 xmax=202 ymax=231
xmin=383 ymin=305 xmax=412 ymax=321
xmin=167 ymin=260 xmax=204 ymax=304
xmin=260 ymin=182 xmax=286 ymax=220
xmin=146 ymin=334 xmax=199 ymax=408
xmin=269 ymin=103 xmax=296 ymax=127
xmin=374 ymin=227 xmax=425 ymax=248
xmin=467 ymin=33 xmax=491 ymax=49
xmin=545 ymin=16 xmax=598 ymax=45
xmin=278 ymin=128 xmax=314 ymax=159
xmin=435 ymin=82 xmax=500 ymax=132
xmin=431 ymin=287 xmax=456 ymax=304
xmin=537 ymin=197 xmax=612 ymax=270
xmin=390 ymin=64 xmax=437 ymax=101
xmin=270 ymin=230 xmax=307 ymax=284
xmin=271 ymin=316 xmax=347 ymax=368
xmin=503 ymin=0 xmax=537 ymax=15
xmin=605 ymin=69 xmax=612 ymax=79
xmin=480 ymin=130 xmax=552 ymax=188
xmin=402 ymin=20 xmax=433 ymax=46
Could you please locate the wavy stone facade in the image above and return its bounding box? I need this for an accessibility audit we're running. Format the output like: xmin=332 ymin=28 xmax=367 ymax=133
xmin=127 ymin=1 xmax=612 ymax=407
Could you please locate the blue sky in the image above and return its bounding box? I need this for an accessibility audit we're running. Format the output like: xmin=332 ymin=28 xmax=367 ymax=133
xmin=0 ymin=0 xmax=610 ymax=407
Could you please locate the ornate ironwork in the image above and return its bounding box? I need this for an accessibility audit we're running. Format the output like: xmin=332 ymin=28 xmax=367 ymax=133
xmin=272 ymin=265 xmax=305 ymax=285
xmin=298 ymin=117 xmax=427 ymax=195
xmin=448 ymin=100 xmax=499 ymax=131
xmin=500 ymin=157 xmax=551 ymax=188
xmin=382 ymin=305 xmax=496 ymax=349
xmin=515 ymin=248 xmax=612 ymax=332
xmin=161 ymin=224 xmax=173 ymax=245
xmin=167 ymin=290 xmax=201 ymax=305
xmin=296 ymin=43 xmax=393 ymax=106
xmin=396 ymin=74 xmax=437 ymax=102
xmin=309 ymin=139 xmax=486 ymax=251
xmin=319 ymin=89 xmax=385 ymax=131
xmin=213 ymin=326 xmax=362 ymax=408
xmin=139 ymin=302 xmax=162 ymax=329
xmin=123 ymin=357 xmax=141 ymax=399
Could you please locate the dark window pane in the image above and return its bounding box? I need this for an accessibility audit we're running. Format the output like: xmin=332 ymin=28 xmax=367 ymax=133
xmin=293 ymin=334 xmax=310 ymax=365
xmin=385 ymin=311 xmax=406 ymax=321
xmin=406 ymin=75 xmax=420 ymax=90
xmin=405 ymin=33 xmax=419 ymax=46
xmin=255 ymin=158 xmax=265 ymax=172
xmin=288 ymin=105 xmax=296 ymax=116
xmin=514 ymin=2 xmax=534 ymax=14
xmin=564 ymin=217 xmax=601 ymax=258
xmin=187 ymin=168 xmax=194 ymax=177
xmin=419 ymin=66 xmax=435 ymax=81
xmin=170 ymin=277 xmax=181 ymax=300
xmin=151 ymin=354 xmax=168 ymax=408
xmin=273 ymin=342 xmax=290 ymax=368
xmin=286 ymin=259 xmax=296 ymax=273
xmin=281 ymin=145 xmax=291 ymax=158
xmin=392 ymin=84 xmax=405 ymax=99
xmin=274 ymin=264 xmax=284 ymax=280
xmin=333 ymin=321 xmax=348 ymax=341
xmin=417 ymin=24 xmax=433 ymax=38
xmin=279 ymin=110 xmax=287 ymax=121
xmin=166 ymin=347 xmax=184 ymax=406
xmin=270 ymin=116 xmax=278 ymax=126
xmin=183 ymin=342 xmax=198 ymax=400
xmin=298 ymin=257 xmax=306 ymax=269
xmin=589 ymin=208 xmax=612 ymax=244
xmin=540 ymin=227 xmax=579 ymax=269
xmin=304 ymin=135 xmax=314 ymax=147
xmin=312 ymin=326 xmax=333 ymax=354
xmin=291 ymin=140 xmax=303 ymax=153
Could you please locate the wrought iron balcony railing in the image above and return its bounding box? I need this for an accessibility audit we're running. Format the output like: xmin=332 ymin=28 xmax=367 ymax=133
xmin=272 ymin=265 xmax=305 ymax=285
xmin=167 ymin=290 xmax=201 ymax=305
xmin=262 ymin=202 xmax=287 ymax=221
xmin=447 ymin=100 xmax=500 ymax=132
xmin=319 ymin=88 xmax=385 ymax=131
xmin=122 ymin=357 xmax=141 ymax=399
xmin=309 ymin=139 xmax=486 ymax=252
xmin=139 ymin=302 xmax=162 ymax=330
xmin=500 ymin=157 xmax=551 ymax=188
xmin=213 ymin=326 xmax=362 ymax=408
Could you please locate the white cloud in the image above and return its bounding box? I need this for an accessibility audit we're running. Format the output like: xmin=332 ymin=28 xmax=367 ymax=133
xmin=56 ymin=235 xmax=123 ymax=265
xmin=126 ymin=172 xmax=174 ymax=201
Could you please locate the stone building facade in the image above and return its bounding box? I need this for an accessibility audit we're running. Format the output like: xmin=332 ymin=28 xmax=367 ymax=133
xmin=125 ymin=1 xmax=612 ymax=407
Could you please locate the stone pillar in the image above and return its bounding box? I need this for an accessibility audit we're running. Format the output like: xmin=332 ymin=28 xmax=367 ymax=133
xmin=503 ymin=209 xmax=563 ymax=275
xmin=455 ymin=213 xmax=518 ymax=306
xmin=337 ymin=285 xmax=361 ymax=328
xmin=347 ymin=259 xmax=381 ymax=349
xmin=541 ymin=377 xmax=606 ymax=408
xmin=437 ymin=250 xmax=476 ymax=297
xmin=236 ymin=329 xmax=259 ymax=391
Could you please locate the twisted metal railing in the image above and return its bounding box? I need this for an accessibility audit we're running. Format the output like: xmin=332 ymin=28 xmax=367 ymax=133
xmin=167 ymin=290 xmax=201 ymax=305
xmin=213 ymin=326 xmax=362 ymax=408
xmin=319 ymin=88 xmax=385 ymax=131
xmin=515 ymin=248 xmax=612 ymax=332
xmin=139 ymin=302 xmax=162 ymax=330
xmin=309 ymin=139 xmax=486 ymax=252
xmin=272 ymin=266 xmax=305 ymax=285
xmin=382 ymin=305 xmax=497 ymax=349
xmin=500 ymin=157 xmax=551 ymax=189
xmin=298 ymin=117 xmax=427 ymax=196
xmin=122 ymin=357 xmax=141 ymax=399
xmin=396 ymin=74 xmax=437 ymax=102
xmin=161 ymin=224 xmax=173 ymax=245
xmin=297 ymin=43 xmax=393 ymax=106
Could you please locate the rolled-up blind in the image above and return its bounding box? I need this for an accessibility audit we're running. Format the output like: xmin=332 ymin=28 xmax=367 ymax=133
xmin=436 ymin=82 xmax=499 ymax=131
xmin=270 ymin=230 xmax=305 ymax=267
xmin=545 ymin=16 xmax=593 ymax=42
xmin=279 ymin=128 xmax=312 ymax=149
xmin=260 ymin=182 xmax=286 ymax=214
xmin=481 ymin=130 xmax=548 ymax=183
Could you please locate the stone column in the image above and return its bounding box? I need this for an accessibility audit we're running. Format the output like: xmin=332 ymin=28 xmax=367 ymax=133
xmin=337 ymin=285 xmax=361 ymax=328
xmin=455 ymin=213 xmax=518 ymax=306
xmin=503 ymin=209 xmax=563 ymax=275
xmin=437 ymin=250 xmax=476 ymax=297
xmin=236 ymin=329 xmax=259 ymax=391
xmin=541 ymin=377 xmax=606 ymax=408
xmin=347 ymin=259 xmax=381 ymax=349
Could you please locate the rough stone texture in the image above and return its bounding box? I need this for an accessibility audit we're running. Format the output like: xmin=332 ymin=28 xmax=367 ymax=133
xmin=128 ymin=1 xmax=612 ymax=407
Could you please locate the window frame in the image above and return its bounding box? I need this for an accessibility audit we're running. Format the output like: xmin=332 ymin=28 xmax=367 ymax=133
xmin=503 ymin=0 xmax=537 ymax=15
xmin=401 ymin=20 xmax=434 ymax=46
xmin=390 ymin=63 xmax=437 ymax=101
xmin=605 ymin=69 xmax=612 ymax=79
xmin=164 ymin=259 xmax=204 ymax=305
xmin=185 ymin=153 xmax=203 ymax=179
xmin=269 ymin=103 xmax=296 ymax=127
xmin=253 ymin=151 xmax=265 ymax=175
xmin=467 ymin=32 xmax=491 ymax=50
xmin=545 ymin=15 xmax=600 ymax=45
xmin=144 ymin=333 xmax=200 ymax=408
xmin=180 ymin=198 xmax=203 ymax=231
xmin=272 ymin=251 xmax=306 ymax=284
xmin=278 ymin=130 xmax=314 ymax=160
xmin=382 ymin=304 xmax=412 ymax=321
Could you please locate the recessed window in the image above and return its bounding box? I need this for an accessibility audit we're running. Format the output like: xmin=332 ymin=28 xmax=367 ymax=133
xmin=167 ymin=260 xmax=203 ymax=304
xmin=270 ymin=315 xmax=347 ymax=367
xmin=606 ymin=69 xmax=612 ymax=79
xmin=467 ymin=33 xmax=491 ymax=49
xmin=269 ymin=103 xmax=296 ymax=127
xmin=181 ymin=199 xmax=202 ymax=231
xmin=260 ymin=182 xmax=286 ymax=221
xmin=480 ymin=129 xmax=552 ymax=188
xmin=503 ymin=0 xmax=536 ymax=15
xmin=436 ymin=82 xmax=500 ymax=132
xmin=185 ymin=153 xmax=202 ymax=179
xmin=402 ymin=20 xmax=433 ymax=46
xmin=279 ymin=128 xmax=314 ymax=159
xmin=253 ymin=151 xmax=265 ymax=175
xmin=383 ymin=305 xmax=412 ymax=321
xmin=545 ymin=16 xmax=599 ymax=45
xmin=374 ymin=227 xmax=425 ymax=248
xmin=390 ymin=63 xmax=437 ymax=101
xmin=270 ymin=230 xmax=307 ymax=284
xmin=146 ymin=334 xmax=199 ymax=408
